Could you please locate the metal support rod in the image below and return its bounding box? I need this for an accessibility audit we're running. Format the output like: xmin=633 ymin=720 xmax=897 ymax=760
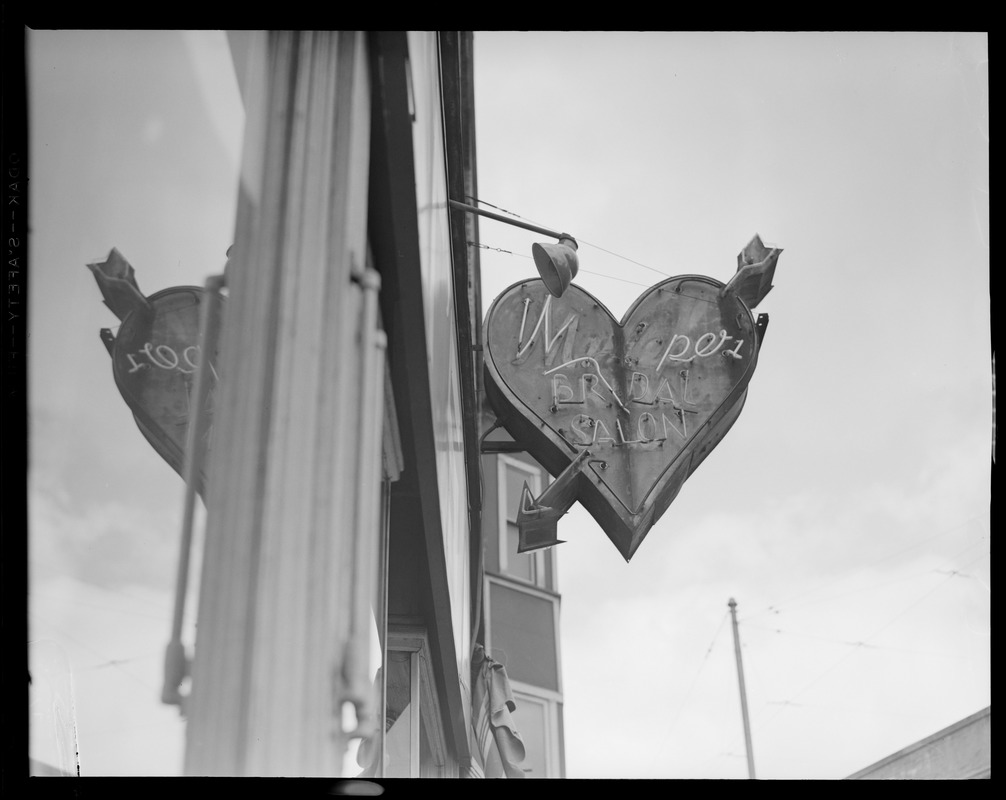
xmin=162 ymin=273 xmax=225 ymax=707
xmin=378 ymin=480 xmax=391 ymax=779
xmin=728 ymin=597 xmax=756 ymax=779
xmin=449 ymin=199 xmax=573 ymax=242
xmin=340 ymin=267 xmax=384 ymax=740
xmin=479 ymin=440 xmax=528 ymax=454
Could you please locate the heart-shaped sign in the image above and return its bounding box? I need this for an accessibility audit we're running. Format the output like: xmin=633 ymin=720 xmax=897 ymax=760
xmin=90 ymin=248 xmax=223 ymax=498
xmin=108 ymin=285 xmax=221 ymax=498
xmin=484 ymin=275 xmax=767 ymax=560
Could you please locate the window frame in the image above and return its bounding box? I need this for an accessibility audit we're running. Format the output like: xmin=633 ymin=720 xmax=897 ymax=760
xmin=483 ymin=574 xmax=563 ymax=695
xmin=508 ymin=682 xmax=564 ymax=778
xmin=383 ymin=627 xmax=452 ymax=778
xmin=496 ymin=454 xmax=558 ymax=590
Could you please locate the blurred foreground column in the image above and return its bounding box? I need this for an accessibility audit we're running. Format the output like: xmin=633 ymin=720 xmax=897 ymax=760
xmin=184 ymin=31 xmax=377 ymax=776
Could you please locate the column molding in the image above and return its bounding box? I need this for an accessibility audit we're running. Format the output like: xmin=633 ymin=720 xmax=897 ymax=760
xmin=184 ymin=31 xmax=375 ymax=777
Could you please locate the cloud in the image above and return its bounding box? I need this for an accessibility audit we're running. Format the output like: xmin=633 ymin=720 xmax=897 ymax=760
xmin=30 ymin=477 xmax=181 ymax=592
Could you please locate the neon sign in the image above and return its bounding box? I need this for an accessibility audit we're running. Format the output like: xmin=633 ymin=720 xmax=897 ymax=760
xmin=484 ymin=259 xmax=775 ymax=561
xmin=91 ymin=249 xmax=220 ymax=497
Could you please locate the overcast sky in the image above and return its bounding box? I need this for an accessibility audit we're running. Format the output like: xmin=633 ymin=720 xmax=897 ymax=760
xmin=27 ymin=31 xmax=988 ymax=779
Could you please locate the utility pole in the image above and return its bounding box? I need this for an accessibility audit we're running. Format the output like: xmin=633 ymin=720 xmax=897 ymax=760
xmin=728 ymin=597 xmax=756 ymax=779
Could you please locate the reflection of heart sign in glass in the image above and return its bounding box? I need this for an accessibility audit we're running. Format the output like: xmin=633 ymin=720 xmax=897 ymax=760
xmin=110 ymin=286 xmax=221 ymax=497
xmin=484 ymin=275 xmax=768 ymax=561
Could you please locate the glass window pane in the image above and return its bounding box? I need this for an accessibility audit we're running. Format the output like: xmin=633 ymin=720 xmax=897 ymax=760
xmin=542 ymin=548 xmax=554 ymax=592
xmin=505 ymin=522 xmax=535 ymax=582
xmin=488 ymin=583 xmax=559 ymax=690
xmin=419 ymin=716 xmax=440 ymax=778
xmin=28 ymin=29 xmax=244 ymax=777
xmin=384 ymin=651 xmax=414 ymax=777
xmin=511 ymin=696 xmax=548 ymax=778
xmin=505 ymin=465 xmax=530 ymax=522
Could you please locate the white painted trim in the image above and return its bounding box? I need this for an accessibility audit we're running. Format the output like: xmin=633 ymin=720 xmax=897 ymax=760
xmin=185 ymin=31 xmax=376 ymax=777
xmin=409 ymin=650 xmax=421 ymax=776
xmin=486 ymin=572 xmax=559 ymax=604
xmin=509 ymin=687 xmax=562 ymax=778
xmin=496 ymin=454 xmax=545 ymax=586
xmin=509 ymin=678 xmax=563 ymax=705
xmin=386 ymin=627 xmax=450 ymax=778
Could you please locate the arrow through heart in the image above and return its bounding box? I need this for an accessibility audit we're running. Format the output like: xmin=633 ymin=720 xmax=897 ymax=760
xmin=484 ymin=271 xmax=771 ymax=561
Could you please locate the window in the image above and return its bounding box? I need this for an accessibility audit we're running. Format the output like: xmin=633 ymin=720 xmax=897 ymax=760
xmin=497 ymin=455 xmax=558 ymax=590
xmin=357 ymin=628 xmax=451 ymax=778
xmin=384 ymin=647 xmax=422 ymax=777
xmin=27 ymin=29 xmax=246 ymax=777
xmin=510 ymin=687 xmax=563 ymax=778
xmin=485 ymin=578 xmax=561 ymax=692
xmin=487 ymin=454 xmax=565 ymax=778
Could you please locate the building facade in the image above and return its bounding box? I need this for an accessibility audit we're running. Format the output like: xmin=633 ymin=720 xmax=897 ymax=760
xmin=173 ymin=30 xmax=562 ymax=779
xmin=480 ymin=440 xmax=566 ymax=778
xmin=846 ymin=707 xmax=990 ymax=780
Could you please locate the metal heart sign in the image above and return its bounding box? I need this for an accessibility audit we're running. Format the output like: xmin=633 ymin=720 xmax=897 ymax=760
xmin=106 ymin=285 xmax=221 ymax=498
xmin=90 ymin=249 xmax=225 ymax=499
xmin=484 ymin=275 xmax=768 ymax=561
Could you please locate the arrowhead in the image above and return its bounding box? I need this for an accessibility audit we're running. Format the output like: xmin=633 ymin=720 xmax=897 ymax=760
xmin=87 ymin=248 xmax=154 ymax=323
xmin=518 ymin=523 xmax=566 ymax=553
xmin=736 ymin=234 xmax=773 ymax=270
xmin=517 ymin=483 xmax=567 ymax=552
xmin=723 ymin=234 xmax=783 ymax=309
xmin=514 ymin=450 xmax=593 ymax=552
